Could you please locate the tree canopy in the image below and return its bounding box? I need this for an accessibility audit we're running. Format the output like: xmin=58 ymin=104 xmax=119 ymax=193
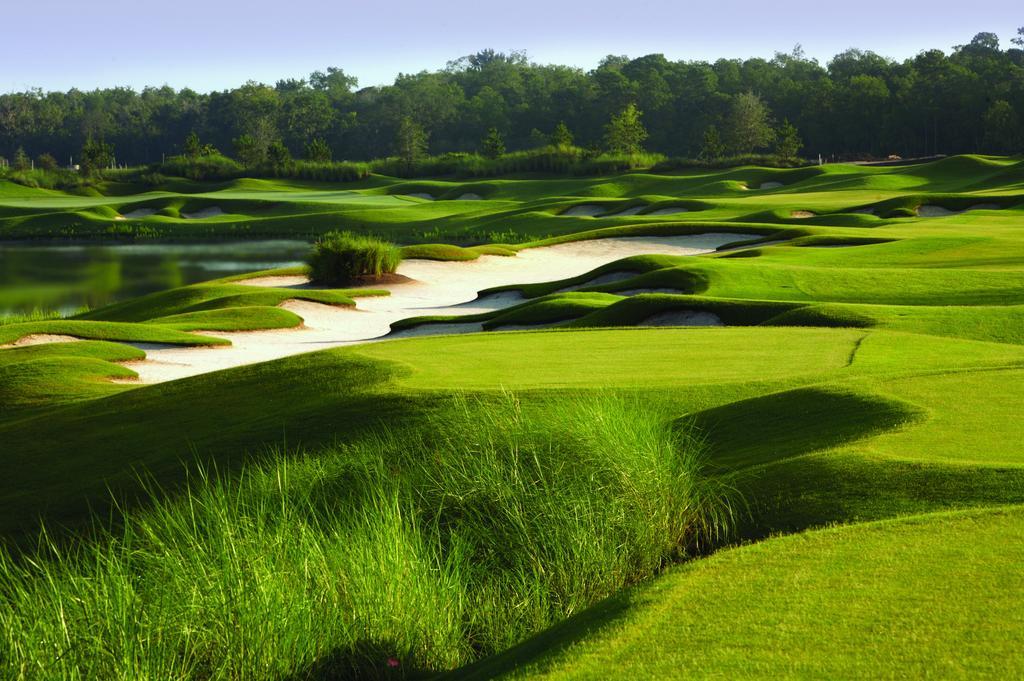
xmin=1 ymin=32 xmax=1023 ymax=165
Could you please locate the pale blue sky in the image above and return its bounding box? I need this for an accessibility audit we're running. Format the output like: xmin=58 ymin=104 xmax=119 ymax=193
xmin=4 ymin=0 xmax=1020 ymax=92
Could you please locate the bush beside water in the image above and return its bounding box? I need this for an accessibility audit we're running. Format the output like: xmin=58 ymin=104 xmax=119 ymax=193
xmin=308 ymin=231 xmax=402 ymax=285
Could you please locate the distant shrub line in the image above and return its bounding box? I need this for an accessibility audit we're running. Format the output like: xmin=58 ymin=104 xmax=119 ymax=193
xmin=0 ymin=146 xmax=810 ymax=189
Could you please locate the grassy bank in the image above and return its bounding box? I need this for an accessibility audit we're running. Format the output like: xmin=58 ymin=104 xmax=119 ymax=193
xmin=0 ymin=394 xmax=733 ymax=679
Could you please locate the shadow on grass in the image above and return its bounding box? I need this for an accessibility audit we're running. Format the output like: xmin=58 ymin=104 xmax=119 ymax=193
xmin=280 ymin=639 xmax=436 ymax=681
xmin=435 ymin=590 xmax=634 ymax=681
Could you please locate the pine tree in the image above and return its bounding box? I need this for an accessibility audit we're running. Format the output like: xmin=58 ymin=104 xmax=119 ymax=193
xmin=775 ymin=119 xmax=803 ymax=160
xmin=700 ymin=125 xmax=725 ymax=160
xmin=603 ymin=104 xmax=647 ymax=154
xmin=395 ymin=116 xmax=429 ymax=172
xmin=304 ymin=138 xmax=332 ymax=162
xmin=184 ymin=131 xmax=201 ymax=158
xmin=481 ymin=128 xmax=505 ymax=159
xmin=12 ymin=147 xmax=30 ymax=171
xmin=550 ymin=121 xmax=574 ymax=148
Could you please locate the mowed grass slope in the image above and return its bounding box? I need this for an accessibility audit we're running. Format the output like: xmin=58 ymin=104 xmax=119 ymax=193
xmin=2 ymin=155 xmax=1024 ymax=678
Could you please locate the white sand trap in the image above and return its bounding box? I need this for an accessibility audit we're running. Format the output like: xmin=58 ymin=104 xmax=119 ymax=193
xmin=455 ymin=193 xmax=483 ymax=201
xmin=790 ymin=210 xmax=816 ymax=219
xmin=606 ymin=206 xmax=646 ymax=216
xmin=1 ymin=334 xmax=81 ymax=348
xmin=916 ymin=205 xmax=956 ymax=217
xmin=917 ymin=204 xmax=1000 ymax=218
xmin=181 ymin=207 xmax=226 ymax=219
xmin=122 ymin=208 xmax=157 ymax=219
xmin=640 ymin=310 xmax=723 ymax=327
xmin=123 ymin=233 xmax=755 ymax=383
xmin=760 ymin=182 xmax=784 ymax=189
xmin=646 ymin=207 xmax=689 ymax=216
xmin=562 ymin=204 xmax=606 ymax=217
xmin=557 ymin=271 xmax=636 ymax=293
xmin=406 ymin=193 xmax=435 ymax=200
xmin=717 ymin=239 xmax=788 ymax=253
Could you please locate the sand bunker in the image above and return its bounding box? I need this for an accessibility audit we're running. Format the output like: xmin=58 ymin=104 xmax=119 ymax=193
xmin=640 ymin=310 xmax=723 ymax=327
xmin=121 ymin=233 xmax=758 ymax=383
xmin=455 ymin=193 xmax=483 ymax=201
xmin=760 ymin=182 xmax=784 ymax=189
xmin=122 ymin=208 xmax=157 ymax=219
xmin=647 ymin=207 xmax=689 ymax=216
xmin=181 ymin=207 xmax=226 ymax=219
xmin=406 ymin=193 xmax=435 ymax=200
xmin=562 ymin=205 xmax=607 ymax=217
xmin=918 ymin=204 xmax=1000 ymax=218
xmin=790 ymin=210 xmax=816 ymax=219
xmin=1 ymin=334 xmax=81 ymax=349
xmin=606 ymin=206 xmax=646 ymax=217
xmin=386 ymin=322 xmax=484 ymax=339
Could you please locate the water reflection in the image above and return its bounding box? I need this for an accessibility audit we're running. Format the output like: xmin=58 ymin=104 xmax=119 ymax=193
xmin=0 ymin=241 xmax=310 ymax=315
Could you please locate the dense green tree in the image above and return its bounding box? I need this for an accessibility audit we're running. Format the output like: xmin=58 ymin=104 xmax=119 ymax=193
xmin=80 ymin=137 xmax=114 ymax=175
xmin=775 ymin=119 xmax=803 ymax=159
xmin=603 ymin=103 xmax=647 ymax=154
xmin=35 ymin=152 xmax=58 ymax=170
xmin=550 ymin=121 xmax=574 ymax=147
xmin=2 ymin=33 xmax=1024 ymax=166
xmin=481 ymin=128 xmax=505 ymax=158
xmin=266 ymin=139 xmax=292 ymax=169
xmin=184 ymin=131 xmax=201 ymax=158
xmin=982 ymin=100 xmax=1020 ymax=153
xmin=699 ymin=125 xmax=725 ymax=160
xmin=394 ymin=116 xmax=428 ymax=170
xmin=304 ymin=137 xmax=332 ymax=162
xmin=725 ymin=92 xmax=775 ymax=154
xmin=12 ymin=147 xmax=30 ymax=171
xmin=233 ymin=134 xmax=265 ymax=167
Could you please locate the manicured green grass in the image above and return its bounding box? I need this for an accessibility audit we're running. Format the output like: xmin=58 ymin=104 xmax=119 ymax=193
xmin=3 ymin=155 xmax=1024 ymax=679
xmin=464 ymin=506 xmax=1024 ymax=680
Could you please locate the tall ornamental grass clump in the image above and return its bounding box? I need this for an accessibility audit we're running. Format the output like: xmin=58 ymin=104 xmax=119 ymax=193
xmin=307 ymin=230 xmax=402 ymax=285
xmin=0 ymin=393 xmax=737 ymax=680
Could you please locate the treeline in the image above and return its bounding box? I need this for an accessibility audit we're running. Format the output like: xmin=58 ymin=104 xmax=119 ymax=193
xmin=1 ymin=30 xmax=1023 ymax=169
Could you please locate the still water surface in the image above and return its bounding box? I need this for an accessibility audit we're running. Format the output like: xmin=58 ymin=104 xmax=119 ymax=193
xmin=0 ymin=240 xmax=310 ymax=315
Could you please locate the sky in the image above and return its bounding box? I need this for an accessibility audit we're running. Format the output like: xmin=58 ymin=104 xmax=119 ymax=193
xmin=3 ymin=0 xmax=1021 ymax=93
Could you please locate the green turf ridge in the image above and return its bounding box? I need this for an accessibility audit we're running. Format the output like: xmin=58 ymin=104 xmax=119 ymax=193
xmin=453 ymin=506 xmax=1024 ymax=680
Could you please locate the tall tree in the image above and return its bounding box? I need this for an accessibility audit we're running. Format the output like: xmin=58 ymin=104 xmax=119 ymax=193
xmin=982 ymin=100 xmax=1020 ymax=153
xmin=603 ymin=103 xmax=648 ymax=154
xmin=481 ymin=128 xmax=505 ymax=158
xmin=775 ymin=119 xmax=803 ymax=159
xmin=550 ymin=121 xmax=574 ymax=147
xmin=394 ymin=116 xmax=428 ymax=171
xmin=699 ymin=125 xmax=725 ymax=160
xmin=12 ymin=146 xmax=30 ymax=171
xmin=725 ymin=92 xmax=775 ymax=154
xmin=80 ymin=137 xmax=114 ymax=175
xmin=304 ymin=138 xmax=332 ymax=162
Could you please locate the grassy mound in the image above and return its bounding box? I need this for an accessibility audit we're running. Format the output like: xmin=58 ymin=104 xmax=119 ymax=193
xmin=0 ymin=394 xmax=733 ymax=678
xmin=308 ymin=231 xmax=402 ymax=286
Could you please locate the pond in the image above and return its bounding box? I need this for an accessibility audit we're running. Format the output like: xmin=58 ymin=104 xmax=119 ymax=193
xmin=0 ymin=240 xmax=311 ymax=316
